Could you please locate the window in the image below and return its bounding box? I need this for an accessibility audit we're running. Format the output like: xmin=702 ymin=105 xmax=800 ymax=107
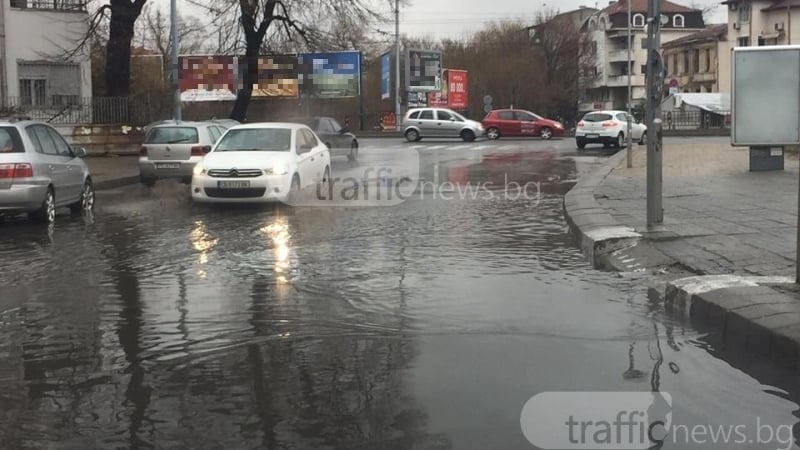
xmin=316 ymin=118 xmax=335 ymax=133
xmin=497 ymin=111 xmax=515 ymax=120
xmin=19 ymin=79 xmax=46 ymax=106
xmin=145 ymin=127 xmax=199 ymax=144
xmin=419 ymin=110 xmax=434 ymax=120
xmin=616 ymin=113 xmax=629 ymax=122
xmin=436 ymin=110 xmax=454 ymax=121
xmin=45 ymin=126 xmax=72 ymax=157
xmin=683 ymin=51 xmax=690 ymax=74
xmin=632 ymin=14 xmax=645 ymax=28
xmin=664 ymin=57 xmax=669 ymax=75
xmin=692 ymin=49 xmax=700 ymax=74
xmin=673 ymin=14 xmax=685 ymax=28
xmin=301 ymin=129 xmax=318 ymax=148
xmin=207 ymin=126 xmax=221 ymax=142
xmin=582 ymin=113 xmax=613 ymax=122
xmin=409 ymin=111 xmax=420 ymax=120
xmin=673 ymin=54 xmax=678 ymax=74
xmin=738 ymin=37 xmax=750 ymax=47
xmin=705 ymin=49 xmax=712 ymax=72
xmin=0 ymin=127 xmax=23 ymax=153
xmin=328 ymin=118 xmax=343 ymax=132
xmin=514 ymin=111 xmax=539 ymax=121
xmin=641 ymin=65 xmax=648 ymax=75
xmin=641 ymin=38 xmax=649 ymax=49
xmin=31 ymin=125 xmax=58 ymax=156
xmin=738 ymin=2 xmax=750 ymax=23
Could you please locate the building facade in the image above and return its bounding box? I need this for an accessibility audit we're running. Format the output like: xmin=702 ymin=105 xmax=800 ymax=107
xmin=1 ymin=0 xmax=92 ymax=108
xmin=662 ymin=24 xmax=730 ymax=95
xmin=579 ymin=0 xmax=705 ymax=112
xmin=724 ymin=0 xmax=800 ymax=48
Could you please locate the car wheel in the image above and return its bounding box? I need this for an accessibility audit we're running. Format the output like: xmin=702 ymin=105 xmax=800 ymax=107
xmin=30 ymin=187 xmax=56 ymax=224
xmin=348 ymin=140 xmax=359 ymax=161
xmin=616 ymin=133 xmax=625 ymax=148
xmin=317 ymin=166 xmax=331 ymax=195
xmin=405 ymin=129 xmax=420 ymax=142
xmin=288 ymin=174 xmax=301 ymax=203
xmin=141 ymin=176 xmax=156 ymax=187
xmin=639 ymin=132 xmax=647 ymax=145
xmin=540 ymin=127 xmax=553 ymax=140
xmin=70 ymin=179 xmax=95 ymax=213
xmin=487 ymin=127 xmax=500 ymax=140
xmin=461 ymin=129 xmax=476 ymax=142
xmin=577 ymin=140 xmax=586 ymax=150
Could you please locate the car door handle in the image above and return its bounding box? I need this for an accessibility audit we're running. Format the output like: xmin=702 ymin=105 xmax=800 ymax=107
xmin=310 ymin=157 xmax=315 ymax=162
xmin=437 ymin=123 xmax=442 ymax=126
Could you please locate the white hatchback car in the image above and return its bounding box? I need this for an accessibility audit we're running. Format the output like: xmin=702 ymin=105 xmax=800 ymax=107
xmin=575 ymin=110 xmax=647 ymax=150
xmin=191 ymin=123 xmax=330 ymax=204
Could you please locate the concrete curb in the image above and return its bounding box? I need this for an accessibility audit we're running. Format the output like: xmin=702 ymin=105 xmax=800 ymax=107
xmin=664 ymin=275 xmax=800 ymax=370
xmin=563 ymin=149 xmax=641 ymax=267
xmin=94 ymin=176 xmax=141 ymax=191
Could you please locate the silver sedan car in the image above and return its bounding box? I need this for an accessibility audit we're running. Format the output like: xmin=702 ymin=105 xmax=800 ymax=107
xmin=0 ymin=119 xmax=94 ymax=223
xmin=139 ymin=121 xmax=231 ymax=186
xmin=402 ymin=107 xmax=485 ymax=142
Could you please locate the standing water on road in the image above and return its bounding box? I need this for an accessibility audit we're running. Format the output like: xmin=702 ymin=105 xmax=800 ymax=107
xmin=0 ymin=147 xmax=798 ymax=449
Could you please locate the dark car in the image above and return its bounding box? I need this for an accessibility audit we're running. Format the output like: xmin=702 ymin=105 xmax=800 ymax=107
xmin=481 ymin=109 xmax=565 ymax=140
xmin=291 ymin=116 xmax=358 ymax=161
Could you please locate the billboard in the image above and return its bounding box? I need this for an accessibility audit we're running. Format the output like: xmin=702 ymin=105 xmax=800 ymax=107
xmin=298 ymin=51 xmax=361 ymax=98
xmin=179 ymin=56 xmax=238 ymax=102
xmin=427 ymin=69 xmax=468 ymax=110
xmin=731 ymin=46 xmax=800 ymax=146
xmin=380 ymin=52 xmax=391 ymax=100
xmin=251 ymin=55 xmax=299 ymax=97
xmin=406 ymin=49 xmax=442 ymax=92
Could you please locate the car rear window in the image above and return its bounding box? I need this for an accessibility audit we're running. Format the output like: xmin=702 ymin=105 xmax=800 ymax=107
xmin=145 ymin=127 xmax=199 ymax=144
xmin=583 ymin=113 xmax=613 ymax=122
xmin=0 ymin=127 xmax=23 ymax=153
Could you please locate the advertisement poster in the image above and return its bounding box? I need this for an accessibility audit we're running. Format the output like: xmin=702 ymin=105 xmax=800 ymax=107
xmin=250 ymin=55 xmax=299 ymax=97
xmin=426 ymin=69 xmax=468 ymax=110
xmin=406 ymin=49 xmax=442 ymax=92
xmin=298 ymin=51 xmax=361 ymax=98
xmin=380 ymin=52 xmax=391 ymax=100
xmin=178 ymin=56 xmax=238 ymax=102
xmin=407 ymin=91 xmax=427 ymax=108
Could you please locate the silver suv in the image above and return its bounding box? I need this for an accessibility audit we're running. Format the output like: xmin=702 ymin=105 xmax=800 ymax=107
xmin=0 ymin=118 xmax=93 ymax=224
xmin=139 ymin=121 xmax=232 ymax=186
xmin=402 ymin=108 xmax=485 ymax=142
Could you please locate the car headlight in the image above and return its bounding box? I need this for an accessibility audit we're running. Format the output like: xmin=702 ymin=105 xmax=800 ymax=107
xmin=265 ymin=163 xmax=289 ymax=175
xmin=193 ymin=165 xmax=206 ymax=176
xmin=555 ymin=123 xmax=564 ymax=129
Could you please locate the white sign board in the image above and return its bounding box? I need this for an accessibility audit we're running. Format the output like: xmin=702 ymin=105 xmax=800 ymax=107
xmin=732 ymin=46 xmax=800 ymax=146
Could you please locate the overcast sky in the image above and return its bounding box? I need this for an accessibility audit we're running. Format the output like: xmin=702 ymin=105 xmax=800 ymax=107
xmin=389 ymin=0 xmax=728 ymax=40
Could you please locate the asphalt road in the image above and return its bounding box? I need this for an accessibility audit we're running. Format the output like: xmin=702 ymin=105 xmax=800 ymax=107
xmin=1 ymin=137 xmax=798 ymax=449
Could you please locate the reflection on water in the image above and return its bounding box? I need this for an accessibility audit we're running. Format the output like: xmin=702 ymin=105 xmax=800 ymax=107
xmin=0 ymin=156 xmax=798 ymax=449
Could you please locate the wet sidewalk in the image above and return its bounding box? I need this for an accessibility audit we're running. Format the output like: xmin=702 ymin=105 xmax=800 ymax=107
xmin=565 ymin=140 xmax=800 ymax=370
xmin=85 ymin=155 xmax=140 ymax=190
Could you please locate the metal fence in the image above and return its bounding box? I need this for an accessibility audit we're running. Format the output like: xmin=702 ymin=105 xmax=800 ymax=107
xmin=663 ymin=110 xmax=731 ymax=130
xmin=4 ymin=96 xmax=173 ymax=126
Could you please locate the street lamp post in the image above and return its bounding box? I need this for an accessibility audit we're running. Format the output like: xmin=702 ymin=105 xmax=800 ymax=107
xmin=394 ymin=0 xmax=402 ymax=131
xmin=626 ymin=0 xmax=633 ymax=168
xmin=645 ymin=0 xmax=664 ymax=228
xmin=170 ymin=0 xmax=181 ymax=121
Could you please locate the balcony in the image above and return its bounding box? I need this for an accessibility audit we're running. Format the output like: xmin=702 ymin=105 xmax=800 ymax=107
xmin=692 ymin=72 xmax=717 ymax=82
xmin=607 ymin=48 xmax=633 ymax=62
xmin=606 ymin=74 xmax=645 ymax=87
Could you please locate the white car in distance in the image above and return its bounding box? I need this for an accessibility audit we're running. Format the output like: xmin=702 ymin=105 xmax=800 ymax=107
xmin=191 ymin=123 xmax=331 ymax=205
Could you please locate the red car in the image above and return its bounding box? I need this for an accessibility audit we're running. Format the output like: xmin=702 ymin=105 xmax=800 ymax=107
xmin=481 ymin=109 xmax=565 ymax=140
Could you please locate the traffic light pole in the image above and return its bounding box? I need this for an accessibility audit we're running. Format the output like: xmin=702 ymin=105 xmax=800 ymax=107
xmin=646 ymin=0 xmax=663 ymax=229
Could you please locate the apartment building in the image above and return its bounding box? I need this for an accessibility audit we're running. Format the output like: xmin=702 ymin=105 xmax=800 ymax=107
xmin=1 ymin=0 xmax=92 ymax=107
xmin=580 ymin=0 xmax=705 ymax=111
xmin=724 ymin=0 xmax=799 ymax=47
xmin=662 ymin=24 xmax=730 ymax=94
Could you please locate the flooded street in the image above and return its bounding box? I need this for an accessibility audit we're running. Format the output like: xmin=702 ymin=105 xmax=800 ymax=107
xmin=1 ymin=140 xmax=799 ymax=449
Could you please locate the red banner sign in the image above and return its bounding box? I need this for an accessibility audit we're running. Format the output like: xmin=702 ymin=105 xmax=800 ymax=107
xmin=426 ymin=69 xmax=468 ymax=110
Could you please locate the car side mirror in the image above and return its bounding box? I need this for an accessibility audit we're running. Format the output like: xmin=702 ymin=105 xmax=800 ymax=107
xmin=72 ymin=146 xmax=87 ymax=158
xmin=450 ymin=118 xmax=456 ymax=122
xmin=339 ymin=127 xmax=349 ymax=134
xmin=202 ymin=145 xmax=212 ymax=154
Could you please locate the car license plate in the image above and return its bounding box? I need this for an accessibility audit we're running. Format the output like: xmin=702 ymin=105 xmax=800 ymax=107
xmin=156 ymin=163 xmax=181 ymax=170
xmin=218 ymin=180 xmax=251 ymax=189
xmin=586 ymin=134 xmax=599 ymax=139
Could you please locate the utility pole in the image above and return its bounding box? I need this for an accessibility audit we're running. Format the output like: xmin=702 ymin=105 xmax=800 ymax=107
xmin=645 ymin=0 xmax=663 ymax=228
xmin=170 ymin=0 xmax=182 ymax=121
xmin=394 ymin=0 xmax=402 ymax=131
xmin=626 ymin=0 xmax=633 ymax=168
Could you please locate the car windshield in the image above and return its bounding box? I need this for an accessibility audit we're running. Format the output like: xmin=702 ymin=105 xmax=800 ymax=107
xmin=145 ymin=127 xmax=199 ymax=144
xmin=214 ymin=128 xmax=292 ymax=152
xmin=583 ymin=113 xmax=613 ymax=122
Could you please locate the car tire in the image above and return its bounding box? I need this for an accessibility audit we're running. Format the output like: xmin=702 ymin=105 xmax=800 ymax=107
xmin=30 ymin=187 xmax=56 ymax=224
xmin=288 ymin=174 xmax=301 ymax=204
xmin=576 ymin=140 xmax=586 ymax=150
xmin=405 ymin=129 xmax=420 ymax=142
xmin=639 ymin=132 xmax=647 ymax=145
xmin=348 ymin=140 xmax=359 ymax=161
xmin=540 ymin=127 xmax=553 ymax=140
xmin=70 ymin=179 xmax=95 ymax=214
xmin=141 ymin=176 xmax=156 ymax=187
xmin=461 ymin=129 xmax=476 ymax=142
xmin=487 ymin=127 xmax=500 ymax=140
xmin=616 ymin=132 xmax=624 ymax=149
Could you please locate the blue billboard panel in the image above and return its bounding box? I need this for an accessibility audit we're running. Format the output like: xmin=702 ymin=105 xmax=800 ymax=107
xmin=298 ymin=51 xmax=361 ymax=98
xmin=381 ymin=52 xmax=391 ymax=100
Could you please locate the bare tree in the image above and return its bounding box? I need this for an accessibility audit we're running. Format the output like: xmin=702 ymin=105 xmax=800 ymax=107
xmin=690 ymin=1 xmax=720 ymax=22
xmin=139 ymin=4 xmax=206 ymax=83
xmin=193 ymin=0 xmax=390 ymax=121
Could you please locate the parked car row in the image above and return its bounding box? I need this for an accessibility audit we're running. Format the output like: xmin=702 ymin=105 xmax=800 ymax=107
xmin=401 ymin=107 xmax=567 ymax=142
